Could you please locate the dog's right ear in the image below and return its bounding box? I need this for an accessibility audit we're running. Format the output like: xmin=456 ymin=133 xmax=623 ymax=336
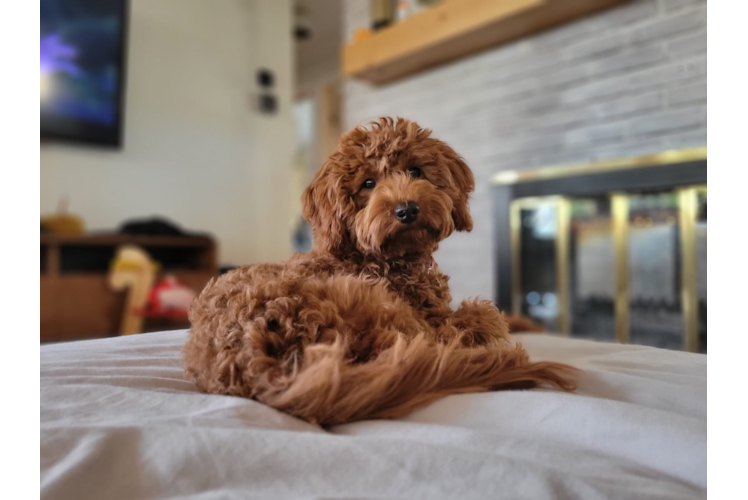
xmin=302 ymin=160 xmax=354 ymax=255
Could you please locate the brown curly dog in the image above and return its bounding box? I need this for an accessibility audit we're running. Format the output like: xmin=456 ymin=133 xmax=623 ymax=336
xmin=184 ymin=117 xmax=576 ymax=425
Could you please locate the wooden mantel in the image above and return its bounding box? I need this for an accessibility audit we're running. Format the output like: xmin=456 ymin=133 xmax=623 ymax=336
xmin=343 ymin=0 xmax=630 ymax=85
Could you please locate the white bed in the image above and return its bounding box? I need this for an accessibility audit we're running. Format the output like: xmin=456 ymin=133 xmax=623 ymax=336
xmin=41 ymin=330 xmax=706 ymax=499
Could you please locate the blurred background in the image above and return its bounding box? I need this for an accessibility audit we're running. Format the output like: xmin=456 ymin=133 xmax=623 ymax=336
xmin=40 ymin=0 xmax=706 ymax=351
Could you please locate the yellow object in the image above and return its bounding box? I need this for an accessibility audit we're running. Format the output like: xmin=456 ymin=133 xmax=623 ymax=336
xmin=41 ymin=214 xmax=85 ymax=235
xmin=110 ymin=259 xmax=161 ymax=273
xmin=353 ymin=28 xmax=371 ymax=42
xmin=41 ymin=197 xmax=85 ymax=235
xmin=109 ymin=246 xmax=157 ymax=336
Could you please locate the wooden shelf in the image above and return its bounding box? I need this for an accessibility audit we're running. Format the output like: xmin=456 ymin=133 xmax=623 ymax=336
xmin=40 ymin=233 xmax=214 ymax=247
xmin=343 ymin=0 xmax=630 ymax=85
xmin=40 ymin=233 xmax=218 ymax=343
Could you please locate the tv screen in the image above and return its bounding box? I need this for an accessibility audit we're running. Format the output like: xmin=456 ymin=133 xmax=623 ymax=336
xmin=40 ymin=0 xmax=128 ymax=147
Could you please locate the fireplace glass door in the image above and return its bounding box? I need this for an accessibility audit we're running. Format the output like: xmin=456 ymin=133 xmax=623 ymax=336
xmin=511 ymin=186 xmax=706 ymax=352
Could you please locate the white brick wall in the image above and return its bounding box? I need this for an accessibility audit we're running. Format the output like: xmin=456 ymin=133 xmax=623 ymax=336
xmin=342 ymin=0 xmax=707 ymax=303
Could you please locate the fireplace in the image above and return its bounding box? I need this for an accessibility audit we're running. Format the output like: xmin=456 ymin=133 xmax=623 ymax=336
xmin=493 ymin=148 xmax=707 ymax=353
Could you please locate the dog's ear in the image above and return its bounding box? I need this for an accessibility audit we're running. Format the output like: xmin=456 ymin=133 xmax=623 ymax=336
xmin=441 ymin=147 xmax=475 ymax=232
xmin=302 ymin=160 xmax=354 ymax=254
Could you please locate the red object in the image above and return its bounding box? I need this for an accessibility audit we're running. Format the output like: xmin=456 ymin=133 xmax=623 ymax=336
xmin=134 ymin=275 xmax=196 ymax=318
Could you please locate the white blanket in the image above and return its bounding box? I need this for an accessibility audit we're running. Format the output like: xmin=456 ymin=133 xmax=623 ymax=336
xmin=41 ymin=330 xmax=706 ymax=499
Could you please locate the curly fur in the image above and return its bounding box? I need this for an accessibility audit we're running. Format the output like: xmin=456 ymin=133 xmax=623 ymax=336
xmin=184 ymin=117 xmax=577 ymax=425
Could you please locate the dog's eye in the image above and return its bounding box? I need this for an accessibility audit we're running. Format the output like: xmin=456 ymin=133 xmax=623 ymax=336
xmin=362 ymin=179 xmax=376 ymax=190
xmin=408 ymin=167 xmax=423 ymax=178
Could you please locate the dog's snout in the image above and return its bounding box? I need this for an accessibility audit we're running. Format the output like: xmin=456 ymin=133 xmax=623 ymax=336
xmin=394 ymin=201 xmax=420 ymax=224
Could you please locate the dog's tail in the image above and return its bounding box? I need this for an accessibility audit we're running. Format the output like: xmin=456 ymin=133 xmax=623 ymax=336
xmin=254 ymin=333 xmax=577 ymax=425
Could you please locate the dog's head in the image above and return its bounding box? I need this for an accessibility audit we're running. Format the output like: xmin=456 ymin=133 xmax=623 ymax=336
xmin=302 ymin=117 xmax=474 ymax=259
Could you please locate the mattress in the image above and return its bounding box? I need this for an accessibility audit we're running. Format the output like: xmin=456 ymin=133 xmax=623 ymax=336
xmin=40 ymin=330 xmax=706 ymax=499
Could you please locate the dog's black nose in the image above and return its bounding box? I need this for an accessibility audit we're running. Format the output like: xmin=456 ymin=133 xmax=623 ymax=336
xmin=394 ymin=201 xmax=420 ymax=224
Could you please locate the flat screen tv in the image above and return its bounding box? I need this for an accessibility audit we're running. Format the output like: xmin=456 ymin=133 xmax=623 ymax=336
xmin=40 ymin=0 xmax=128 ymax=147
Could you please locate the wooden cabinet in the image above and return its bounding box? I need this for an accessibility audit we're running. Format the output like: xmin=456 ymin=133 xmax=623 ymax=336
xmin=40 ymin=234 xmax=218 ymax=343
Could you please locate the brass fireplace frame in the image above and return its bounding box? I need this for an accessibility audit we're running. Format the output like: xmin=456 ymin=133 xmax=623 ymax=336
xmin=494 ymin=148 xmax=707 ymax=352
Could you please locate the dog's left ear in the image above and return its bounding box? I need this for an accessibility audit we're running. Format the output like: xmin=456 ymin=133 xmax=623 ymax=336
xmin=302 ymin=160 xmax=355 ymax=254
xmin=441 ymin=147 xmax=475 ymax=232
